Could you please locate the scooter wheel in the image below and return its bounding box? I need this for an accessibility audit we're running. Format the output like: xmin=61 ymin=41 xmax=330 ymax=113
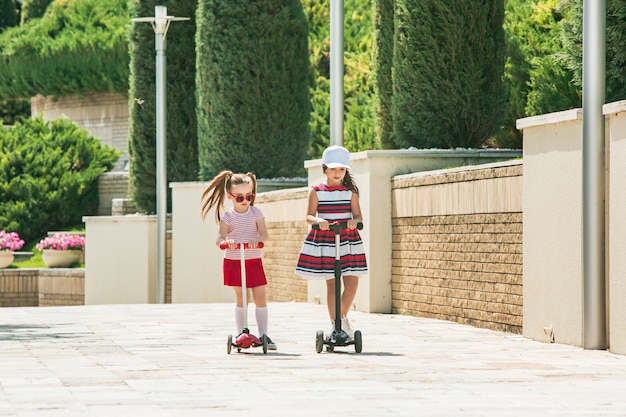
xmin=354 ymin=330 xmax=362 ymax=353
xmin=262 ymin=334 xmax=268 ymax=354
xmin=315 ymin=330 xmax=324 ymax=353
xmin=227 ymin=334 xmax=232 ymax=355
xmin=326 ymin=345 xmax=334 ymax=352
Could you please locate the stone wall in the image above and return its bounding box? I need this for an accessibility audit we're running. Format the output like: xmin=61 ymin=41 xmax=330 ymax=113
xmin=98 ymin=172 xmax=130 ymax=215
xmin=31 ymin=92 xmax=129 ymax=172
xmin=390 ymin=162 xmax=523 ymax=333
xmin=0 ymin=269 xmax=84 ymax=307
xmin=263 ymin=221 xmax=309 ymax=303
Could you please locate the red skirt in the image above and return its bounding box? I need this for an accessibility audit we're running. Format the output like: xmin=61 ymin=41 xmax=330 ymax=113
xmin=223 ymin=258 xmax=267 ymax=288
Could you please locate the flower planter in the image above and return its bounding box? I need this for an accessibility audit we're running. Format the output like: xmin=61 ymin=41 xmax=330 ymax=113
xmin=42 ymin=250 xmax=82 ymax=268
xmin=0 ymin=251 xmax=14 ymax=269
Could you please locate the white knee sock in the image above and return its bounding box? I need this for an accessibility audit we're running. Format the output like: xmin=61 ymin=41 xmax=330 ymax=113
xmin=235 ymin=306 xmax=244 ymax=334
xmin=255 ymin=306 xmax=268 ymax=336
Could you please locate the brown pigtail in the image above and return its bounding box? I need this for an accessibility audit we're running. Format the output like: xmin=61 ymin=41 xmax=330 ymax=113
xmin=201 ymin=170 xmax=233 ymax=223
xmin=245 ymin=172 xmax=257 ymax=205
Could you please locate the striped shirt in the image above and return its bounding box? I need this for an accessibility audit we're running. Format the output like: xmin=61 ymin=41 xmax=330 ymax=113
xmin=316 ymin=184 xmax=353 ymax=222
xmin=221 ymin=206 xmax=264 ymax=260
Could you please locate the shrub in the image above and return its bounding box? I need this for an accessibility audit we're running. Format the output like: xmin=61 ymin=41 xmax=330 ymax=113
xmin=0 ymin=116 xmax=120 ymax=243
xmin=0 ymin=0 xmax=130 ymax=100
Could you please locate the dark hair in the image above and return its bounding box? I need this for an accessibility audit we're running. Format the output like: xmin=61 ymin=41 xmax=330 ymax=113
xmin=201 ymin=171 xmax=258 ymax=222
xmin=322 ymin=165 xmax=359 ymax=195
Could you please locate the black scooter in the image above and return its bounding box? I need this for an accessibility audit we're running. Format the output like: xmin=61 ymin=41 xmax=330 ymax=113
xmin=313 ymin=221 xmax=363 ymax=353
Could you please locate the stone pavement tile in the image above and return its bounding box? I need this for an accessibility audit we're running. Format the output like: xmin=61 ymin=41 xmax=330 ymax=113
xmin=1 ymin=303 xmax=626 ymax=416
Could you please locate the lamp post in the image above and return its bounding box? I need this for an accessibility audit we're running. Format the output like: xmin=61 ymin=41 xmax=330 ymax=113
xmin=582 ymin=0 xmax=607 ymax=350
xmin=330 ymin=0 xmax=344 ymax=147
xmin=132 ymin=6 xmax=189 ymax=304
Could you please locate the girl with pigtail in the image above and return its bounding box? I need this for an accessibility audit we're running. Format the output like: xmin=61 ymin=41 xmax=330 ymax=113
xmin=201 ymin=170 xmax=277 ymax=350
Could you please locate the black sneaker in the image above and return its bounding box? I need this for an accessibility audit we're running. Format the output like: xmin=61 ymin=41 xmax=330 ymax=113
xmin=264 ymin=335 xmax=277 ymax=350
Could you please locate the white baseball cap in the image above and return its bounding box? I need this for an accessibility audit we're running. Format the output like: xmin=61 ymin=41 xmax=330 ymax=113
xmin=322 ymin=145 xmax=351 ymax=169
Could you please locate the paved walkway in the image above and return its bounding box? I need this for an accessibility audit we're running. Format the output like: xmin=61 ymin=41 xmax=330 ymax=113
xmin=1 ymin=303 xmax=625 ymax=416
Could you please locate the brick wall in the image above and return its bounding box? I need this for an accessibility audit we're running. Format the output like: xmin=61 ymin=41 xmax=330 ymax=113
xmin=0 ymin=269 xmax=84 ymax=307
xmin=0 ymin=270 xmax=38 ymax=307
xmin=263 ymin=221 xmax=309 ymax=302
xmin=391 ymin=162 xmax=523 ymax=333
xmin=98 ymin=172 xmax=130 ymax=215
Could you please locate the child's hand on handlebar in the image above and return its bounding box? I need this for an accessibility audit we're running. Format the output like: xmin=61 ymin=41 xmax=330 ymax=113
xmin=346 ymin=219 xmax=359 ymax=230
xmin=247 ymin=239 xmax=261 ymax=248
xmin=316 ymin=219 xmax=330 ymax=230
xmin=223 ymin=239 xmax=236 ymax=249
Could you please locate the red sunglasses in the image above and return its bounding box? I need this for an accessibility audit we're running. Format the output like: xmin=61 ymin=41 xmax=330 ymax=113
xmin=229 ymin=192 xmax=255 ymax=203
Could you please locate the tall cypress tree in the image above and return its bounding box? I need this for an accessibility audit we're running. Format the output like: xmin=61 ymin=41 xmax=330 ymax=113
xmin=392 ymin=0 xmax=506 ymax=148
xmin=560 ymin=0 xmax=626 ymax=103
xmin=372 ymin=0 xmax=396 ymax=149
xmin=128 ymin=0 xmax=198 ymax=214
xmin=196 ymin=0 xmax=310 ymax=180
xmin=0 ymin=0 xmax=18 ymax=33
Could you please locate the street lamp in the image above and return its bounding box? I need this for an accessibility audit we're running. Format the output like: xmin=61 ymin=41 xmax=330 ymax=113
xmin=132 ymin=6 xmax=189 ymax=304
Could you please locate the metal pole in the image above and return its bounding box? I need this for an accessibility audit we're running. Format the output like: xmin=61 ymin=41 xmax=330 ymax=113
xmin=330 ymin=0 xmax=344 ymax=147
xmin=582 ymin=0 xmax=607 ymax=349
xmin=133 ymin=7 xmax=188 ymax=305
xmin=155 ymin=6 xmax=167 ymax=305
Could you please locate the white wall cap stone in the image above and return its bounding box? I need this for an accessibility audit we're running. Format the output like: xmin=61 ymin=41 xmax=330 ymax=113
xmin=603 ymin=100 xmax=626 ymax=115
xmin=393 ymin=159 xmax=522 ymax=182
xmin=516 ymin=108 xmax=582 ymax=130
xmin=304 ymin=149 xmax=522 ymax=168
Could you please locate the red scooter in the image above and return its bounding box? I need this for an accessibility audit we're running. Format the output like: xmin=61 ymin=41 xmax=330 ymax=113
xmin=220 ymin=241 xmax=268 ymax=354
xmin=313 ymin=221 xmax=363 ymax=353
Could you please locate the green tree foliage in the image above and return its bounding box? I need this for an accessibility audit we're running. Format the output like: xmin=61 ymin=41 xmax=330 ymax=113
xmin=0 ymin=0 xmax=19 ymax=32
xmin=0 ymin=116 xmax=120 ymax=244
xmin=303 ymin=0 xmax=379 ymax=157
xmin=0 ymin=0 xmax=129 ymax=100
xmin=196 ymin=0 xmax=310 ymax=180
xmin=128 ymin=0 xmax=198 ymax=214
xmin=392 ymin=0 xmax=506 ymax=149
xmin=20 ymin=0 xmax=53 ymax=25
xmin=0 ymin=98 xmax=31 ymax=125
xmin=559 ymin=0 xmax=626 ymax=103
xmin=372 ymin=0 xmax=395 ymax=149
xmin=498 ymin=0 xmax=579 ymax=148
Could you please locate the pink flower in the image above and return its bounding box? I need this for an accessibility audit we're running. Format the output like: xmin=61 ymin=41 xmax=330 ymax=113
xmin=0 ymin=230 xmax=25 ymax=252
xmin=37 ymin=233 xmax=86 ymax=251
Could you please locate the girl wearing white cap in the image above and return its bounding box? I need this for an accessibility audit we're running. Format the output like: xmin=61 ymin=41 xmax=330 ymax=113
xmin=295 ymin=146 xmax=368 ymax=337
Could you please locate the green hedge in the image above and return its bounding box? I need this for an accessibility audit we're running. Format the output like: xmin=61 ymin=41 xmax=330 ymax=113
xmin=0 ymin=116 xmax=120 ymax=244
xmin=128 ymin=0 xmax=198 ymax=214
xmin=196 ymin=0 xmax=310 ymax=180
xmin=392 ymin=0 xmax=506 ymax=149
xmin=0 ymin=0 xmax=129 ymax=100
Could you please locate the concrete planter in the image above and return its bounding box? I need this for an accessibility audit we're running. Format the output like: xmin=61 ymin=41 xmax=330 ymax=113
xmin=42 ymin=250 xmax=82 ymax=268
xmin=0 ymin=251 xmax=14 ymax=269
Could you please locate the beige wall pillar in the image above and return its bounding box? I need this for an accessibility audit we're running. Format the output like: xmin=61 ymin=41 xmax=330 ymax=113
xmin=170 ymin=182 xmax=230 ymax=303
xmin=517 ymin=109 xmax=584 ymax=346
xmin=605 ymin=100 xmax=626 ymax=355
xmin=83 ymin=215 xmax=157 ymax=304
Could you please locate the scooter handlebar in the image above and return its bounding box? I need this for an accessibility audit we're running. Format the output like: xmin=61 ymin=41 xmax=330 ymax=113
xmin=219 ymin=242 xmax=265 ymax=250
xmin=311 ymin=221 xmax=363 ymax=231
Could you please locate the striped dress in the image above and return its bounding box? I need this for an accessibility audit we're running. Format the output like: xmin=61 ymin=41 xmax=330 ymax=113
xmin=295 ymin=184 xmax=368 ymax=279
